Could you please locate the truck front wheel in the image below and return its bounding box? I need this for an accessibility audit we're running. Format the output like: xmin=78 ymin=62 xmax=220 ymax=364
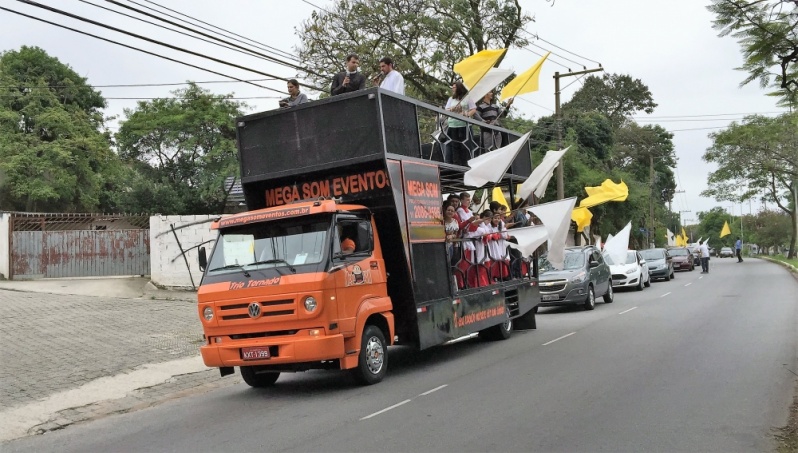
xmin=240 ymin=366 xmax=280 ymax=388
xmin=352 ymin=325 xmax=388 ymax=385
xmin=480 ymin=307 xmax=513 ymax=340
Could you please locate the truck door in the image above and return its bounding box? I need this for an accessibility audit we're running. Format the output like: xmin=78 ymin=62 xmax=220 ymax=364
xmin=332 ymin=216 xmax=385 ymax=336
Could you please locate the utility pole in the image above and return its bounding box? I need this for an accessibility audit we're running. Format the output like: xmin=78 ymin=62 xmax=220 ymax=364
xmin=649 ymin=153 xmax=655 ymax=248
xmin=554 ymin=66 xmax=603 ymax=199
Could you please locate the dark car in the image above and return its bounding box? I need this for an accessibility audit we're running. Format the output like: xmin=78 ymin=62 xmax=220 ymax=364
xmin=639 ymin=248 xmax=675 ymax=281
xmin=667 ymin=247 xmax=694 ymax=271
xmin=538 ymin=245 xmax=613 ymax=311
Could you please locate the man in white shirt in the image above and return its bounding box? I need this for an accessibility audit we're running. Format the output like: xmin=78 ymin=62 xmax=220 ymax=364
xmin=699 ymin=240 xmax=711 ymax=273
xmin=375 ymin=57 xmax=405 ymax=95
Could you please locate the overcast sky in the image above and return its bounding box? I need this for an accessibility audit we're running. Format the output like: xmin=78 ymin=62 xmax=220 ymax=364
xmin=1 ymin=0 xmax=789 ymax=222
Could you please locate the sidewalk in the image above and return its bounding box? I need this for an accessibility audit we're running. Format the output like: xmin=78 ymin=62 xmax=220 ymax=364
xmin=0 ymin=277 xmax=235 ymax=442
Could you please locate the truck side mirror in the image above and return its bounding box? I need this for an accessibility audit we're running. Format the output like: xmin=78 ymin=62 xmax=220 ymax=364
xmin=198 ymin=247 xmax=207 ymax=271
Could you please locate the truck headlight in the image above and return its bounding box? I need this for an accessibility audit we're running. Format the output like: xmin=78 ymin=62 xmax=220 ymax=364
xmin=203 ymin=306 xmax=214 ymax=321
xmin=304 ymin=296 xmax=318 ymax=312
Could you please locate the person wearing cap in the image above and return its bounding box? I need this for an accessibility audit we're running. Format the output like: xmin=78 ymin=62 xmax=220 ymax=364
xmin=341 ymin=237 xmax=356 ymax=254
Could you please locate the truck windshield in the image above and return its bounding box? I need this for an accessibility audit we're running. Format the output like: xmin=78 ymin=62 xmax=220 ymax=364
xmin=207 ymin=218 xmax=329 ymax=274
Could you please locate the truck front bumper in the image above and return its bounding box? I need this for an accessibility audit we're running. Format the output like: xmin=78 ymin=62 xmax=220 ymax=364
xmin=201 ymin=331 xmax=346 ymax=368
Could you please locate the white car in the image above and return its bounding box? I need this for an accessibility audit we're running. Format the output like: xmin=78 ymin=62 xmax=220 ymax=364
xmin=603 ymin=250 xmax=650 ymax=291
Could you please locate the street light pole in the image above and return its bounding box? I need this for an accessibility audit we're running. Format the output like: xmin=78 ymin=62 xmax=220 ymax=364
xmin=554 ymin=67 xmax=603 ymax=199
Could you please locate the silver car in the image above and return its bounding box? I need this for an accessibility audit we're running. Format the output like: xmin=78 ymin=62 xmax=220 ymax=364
xmin=538 ymin=246 xmax=613 ymax=311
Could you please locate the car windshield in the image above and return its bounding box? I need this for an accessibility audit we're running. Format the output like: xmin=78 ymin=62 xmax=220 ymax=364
xmin=721 ymin=247 xmax=732 ymax=252
xmin=669 ymin=248 xmax=689 ymax=256
xmin=207 ymin=217 xmax=329 ymax=274
xmin=602 ymin=251 xmax=637 ymax=266
xmin=640 ymin=249 xmax=665 ymax=260
xmin=539 ymin=251 xmax=585 ymax=272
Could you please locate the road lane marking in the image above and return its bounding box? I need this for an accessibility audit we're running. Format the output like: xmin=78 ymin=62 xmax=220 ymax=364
xmin=660 ymin=292 xmax=671 ymax=298
xmin=618 ymin=307 xmax=637 ymax=315
xmin=360 ymin=399 xmax=412 ymax=420
xmin=419 ymin=384 xmax=448 ymax=396
xmin=542 ymin=332 xmax=576 ymax=346
xmin=699 ymin=276 xmax=703 ymax=279
xmin=684 ymin=282 xmax=692 ymax=287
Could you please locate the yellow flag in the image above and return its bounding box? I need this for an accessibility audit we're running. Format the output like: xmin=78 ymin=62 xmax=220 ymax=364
xmin=571 ymin=206 xmax=592 ymax=232
xmin=454 ymin=48 xmax=507 ymax=90
xmin=492 ymin=187 xmax=509 ymax=210
xmin=720 ymin=221 xmax=731 ymax=238
xmin=578 ymin=179 xmax=629 ymax=208
xmin=500 ymin=52 xmax=549 ymax=100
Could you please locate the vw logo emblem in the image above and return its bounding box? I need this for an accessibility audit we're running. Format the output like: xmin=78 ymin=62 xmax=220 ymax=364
xmin=248 ymin=302 xmax=261 ymax=318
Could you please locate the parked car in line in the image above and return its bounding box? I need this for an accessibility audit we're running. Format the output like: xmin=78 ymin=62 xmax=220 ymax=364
xmin=639 ymin=248 xmax=675 ymax=281
xmin=538 ymin=245 xmax=613 ymax=311
xmin=667 ymin=247 xmax=694 ymax=271
xmin=719 ymin=247 xmax=734 ymax=258
xmin=708 ymin=246 xmax=716 ymax=257
xmin=604 ymin=250 xmax=650 ymax=291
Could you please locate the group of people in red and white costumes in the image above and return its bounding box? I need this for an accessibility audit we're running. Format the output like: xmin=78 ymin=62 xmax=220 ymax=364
xmin=443 ymin=191 xmax=527 ymax=289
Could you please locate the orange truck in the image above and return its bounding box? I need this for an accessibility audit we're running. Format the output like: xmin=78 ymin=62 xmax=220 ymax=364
xmin=197 ymin=88 xmax=541 ymax=387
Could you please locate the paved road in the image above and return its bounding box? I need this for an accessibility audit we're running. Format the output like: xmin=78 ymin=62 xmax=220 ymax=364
xmin=4 ymin=258 xmax=797 ymax=452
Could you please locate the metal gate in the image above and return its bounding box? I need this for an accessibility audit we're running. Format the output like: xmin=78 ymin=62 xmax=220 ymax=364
xmin=9 ymin=213 xmax=150 ymax=279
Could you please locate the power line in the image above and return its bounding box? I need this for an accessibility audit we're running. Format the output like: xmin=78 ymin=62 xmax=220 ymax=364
xmin=0 ymin=5 xmax=284 ymax=95
xmin=517 ymin=45 xmax=572 ymax=71
xmin=515 ymin=97 xmax=555 ymax=112
xmin=15 ymin=0 xmax=324 ymax=92
xmin=533 ymin=34 xmax=602 ymax=66
xmin=667 ymin=126 xmax=728 ymax=132
xmin=100 ymin=0 xmax=325 ymax=79
xmin=77 ymin=0 xmax=292 ymax=71
xmin=633 ymin=111 xmax=787 ymax=119
xmin=139 ymin=0 xmax=300 ymax=63
xmin=0 ymin=78 xmax=279 ymax=89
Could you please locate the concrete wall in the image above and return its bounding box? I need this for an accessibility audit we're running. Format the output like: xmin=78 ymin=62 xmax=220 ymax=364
xmin=0 ymin=213 xmax=9 ymax=279
xmin=150 ymin=215 xmax=220 ymax=289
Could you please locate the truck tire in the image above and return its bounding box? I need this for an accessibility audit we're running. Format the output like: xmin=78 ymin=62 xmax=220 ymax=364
xmin=479 ymin=307 xmax=513 ymax=340
xmin=351 ymin=325 xmax=388 ymax=385
xmin=584 ymin=286 xmax=596 ymax=310
xmin=513 ymin=306 xmax=537 ymax=330
xmin=239 ymin=366 xmax=280 ymax=388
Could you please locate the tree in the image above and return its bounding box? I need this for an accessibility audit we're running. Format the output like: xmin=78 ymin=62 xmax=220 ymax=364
xmin=702 ymin=112 xmax=798 ymax=257
xmin=697 ymin=206 xmax=737 ymax=248
xmin=295 ymin=0 xmax=532 ymax=103
xmin=708 ymin=0 xmax=798 ymax=107
xmin=115 ymin=83 xmax=246 ymax=215
xmin=747 ymin=209 xmax=792 ymax=252
xmin=561 ymin=73 xmax=658 ymax=129
xmin=0 ymin=46 xmax=118 ymax=212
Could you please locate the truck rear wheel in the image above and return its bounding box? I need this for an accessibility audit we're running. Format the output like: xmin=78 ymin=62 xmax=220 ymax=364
xmin=239 ymin=366 xmax=280 ymax=388
xmin=352 ymin=325 xmax=387 ymax=385
xmin=480 ymin=307 xmax=513 ymax=340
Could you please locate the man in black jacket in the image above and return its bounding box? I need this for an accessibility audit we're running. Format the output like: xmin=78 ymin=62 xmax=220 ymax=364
xmin=331 ymin=53 xmax=366 ymax=96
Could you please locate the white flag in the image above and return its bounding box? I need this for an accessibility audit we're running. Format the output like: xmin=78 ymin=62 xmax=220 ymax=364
xmin=506 ymin=224 xmax=549 ymax=257
xmin=666 ymin=228 xmax=675 ymax=247
xmin=463 ymin=131 xmax=531 ymax=187
xmin=466 ymin=68 xmax=514 ymax=104
xmin=604 ymin=222 xmax=632 ymax=267
xmin=517 ymin=147 xmax=570 ymax=200
xmin=528 ymin=197 xmax=577 ymax=270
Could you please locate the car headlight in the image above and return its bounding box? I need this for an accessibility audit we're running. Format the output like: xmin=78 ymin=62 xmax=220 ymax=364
xmin=304 ymin=296 xmax=318 ymax=312
xmin=203 ymin=306 xmax=213 ymax=321
xmin=625 ymin=268 xmax=636 ymax=274
xmin=570 ymin=271 xmax=587 ymax=283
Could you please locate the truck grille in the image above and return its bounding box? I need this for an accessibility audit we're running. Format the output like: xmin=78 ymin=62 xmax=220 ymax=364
xmin=219 ymin=299 xmax=295 ymax=321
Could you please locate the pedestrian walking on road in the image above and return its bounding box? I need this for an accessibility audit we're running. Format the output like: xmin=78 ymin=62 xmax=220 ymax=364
xmin=699 ymin=240 xmax=710 ymax=273
xmin=735 ymin=237 xmax=744 ymax=262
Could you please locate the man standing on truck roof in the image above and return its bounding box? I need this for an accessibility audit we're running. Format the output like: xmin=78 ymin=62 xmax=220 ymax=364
xmin=373 ymin=57 xmax=405 ymax=95
xmin=331 ymin=53 xmax=366 ymax=96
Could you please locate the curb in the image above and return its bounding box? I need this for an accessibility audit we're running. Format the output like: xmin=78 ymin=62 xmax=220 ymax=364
xmin=758 ymin=256 xmax=798 ymax=274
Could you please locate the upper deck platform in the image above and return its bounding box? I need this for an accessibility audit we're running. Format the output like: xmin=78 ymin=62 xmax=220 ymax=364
xmin=236 ymin=88 xmax=532 ymax=197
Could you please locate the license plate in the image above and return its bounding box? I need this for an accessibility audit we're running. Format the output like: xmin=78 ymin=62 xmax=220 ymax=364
xmin=241 ymin=346 xmax=271 ymax=360
xmin=542 ymin=295 xmax=559 ymax=301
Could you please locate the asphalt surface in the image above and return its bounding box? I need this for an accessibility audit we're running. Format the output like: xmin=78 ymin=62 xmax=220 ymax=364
xmin=4 ymin=258 xmax=797 ymax=452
